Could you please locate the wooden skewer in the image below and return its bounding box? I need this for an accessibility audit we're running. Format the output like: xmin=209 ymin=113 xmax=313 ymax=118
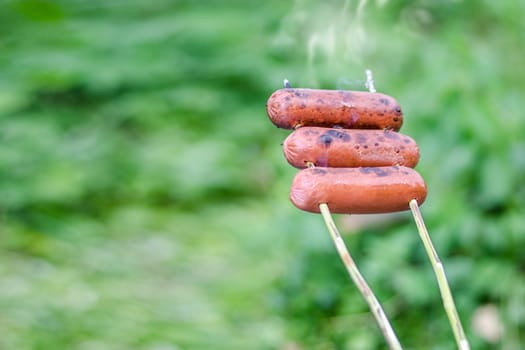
xmin=366 ymin=69 xmax=469 ymax=348
xmin=319 ymin=203 xmax=403 ymax=350
xmin=365 ymin=69 xmax=376 ymax=93
xmin=313 ymin=72 xmax=402 ymax=349
xmin=285 ymin=71 xmax=470 ymax=349
xmin=409 ymin=199 xmax=470 ymax=350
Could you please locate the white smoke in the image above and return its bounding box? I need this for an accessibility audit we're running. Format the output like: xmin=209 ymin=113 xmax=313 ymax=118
xmin=273 ymin=0 xmax=387 ymax=86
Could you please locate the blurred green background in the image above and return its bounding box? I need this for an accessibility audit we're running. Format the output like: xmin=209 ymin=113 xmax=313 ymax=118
xmin=1 ymin=0 xmax=524 ymax=349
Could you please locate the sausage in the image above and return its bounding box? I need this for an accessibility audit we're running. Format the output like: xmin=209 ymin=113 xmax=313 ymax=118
xmin=290 ymin=166 xmax=427 ymax=214
xmin=266 ymin=88 xmax=403 ymax=130
xmin=283 ymin=127 xmax=419 ymax=168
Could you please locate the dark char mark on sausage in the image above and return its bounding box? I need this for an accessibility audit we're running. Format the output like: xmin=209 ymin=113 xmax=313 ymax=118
xmin=319 ymin=134 xmax=332 ymax=147
xmin=359 ymin=167 xmax=391 ymax=177
xmin=383 ymin=130 xmax=400 ymax=139
xmin=379 ymin=97 xmax=390 ymax=105
xmin=318 ymin=129 xmax=351 ymax=148
xmin=312 ymin=168 xmax=328 ymax=175
xmin=326 ymin=129 xmax=351 ymax=141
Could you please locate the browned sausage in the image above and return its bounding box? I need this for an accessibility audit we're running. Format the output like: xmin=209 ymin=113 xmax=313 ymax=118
xmin=283 ymin=127 xmax=420 ymax=168
xmin=290 ymin=166 xmax=427 ymax=214
xmin=266 ymin=88 xmax=403 ymax=130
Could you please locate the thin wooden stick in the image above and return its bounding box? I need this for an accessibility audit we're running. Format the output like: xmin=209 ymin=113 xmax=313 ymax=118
xmin=365 ymin=68 xmax=376 ymax=93
xmin=409 ymin=199 xmax=470 ymax=350
xmin=319 ymin=203 xmax=403 ymax=350
xmin=316 ymin=71 xmax=402 ymax=348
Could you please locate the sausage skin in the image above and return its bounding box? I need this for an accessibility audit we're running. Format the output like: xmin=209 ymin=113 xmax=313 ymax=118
xmin=266 ymin=88 xmax=403 ymax=130
xmin=290 ymin=166 xmax=427 ymax=214
xmin=283 ymin=127 xmax=419 ymax=168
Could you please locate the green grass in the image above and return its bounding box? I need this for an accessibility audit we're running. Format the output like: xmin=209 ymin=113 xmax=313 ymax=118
xmin=1 ymin=0 xmax=525 ymax=349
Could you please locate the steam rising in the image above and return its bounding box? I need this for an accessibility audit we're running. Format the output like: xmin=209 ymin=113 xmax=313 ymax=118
xmin=274 ymin=0 xmax=388 ymax=86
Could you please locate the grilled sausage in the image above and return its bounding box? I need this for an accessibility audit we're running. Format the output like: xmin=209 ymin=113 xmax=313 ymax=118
xmin=283 ymin=127 xmax=420 ymax=168
xmin=266 ymin=88 xmax=403 ymax=130
xmin=290 ymin=166 xmax=427 ymax=214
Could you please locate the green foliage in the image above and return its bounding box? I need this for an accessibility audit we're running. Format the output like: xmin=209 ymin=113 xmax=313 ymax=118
xmin=1 ymin=0 xmax=524 ymax=349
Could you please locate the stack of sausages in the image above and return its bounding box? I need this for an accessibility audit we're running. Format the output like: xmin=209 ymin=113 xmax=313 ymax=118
xmin=266 ymin=87 xmax=427 ymax=214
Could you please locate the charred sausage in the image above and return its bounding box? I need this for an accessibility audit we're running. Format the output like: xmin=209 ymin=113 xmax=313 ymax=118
xmin=266 ymin=88 xmax=403 ymax=130
xmin=283 ymin=127 xmax=420 ymax=168
xmin=290 ymin=166 xmax=427 ymax=214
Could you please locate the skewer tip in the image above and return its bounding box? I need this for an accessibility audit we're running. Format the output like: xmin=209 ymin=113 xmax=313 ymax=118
xmin=365 ymin=69 xmax=376 ymax=93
